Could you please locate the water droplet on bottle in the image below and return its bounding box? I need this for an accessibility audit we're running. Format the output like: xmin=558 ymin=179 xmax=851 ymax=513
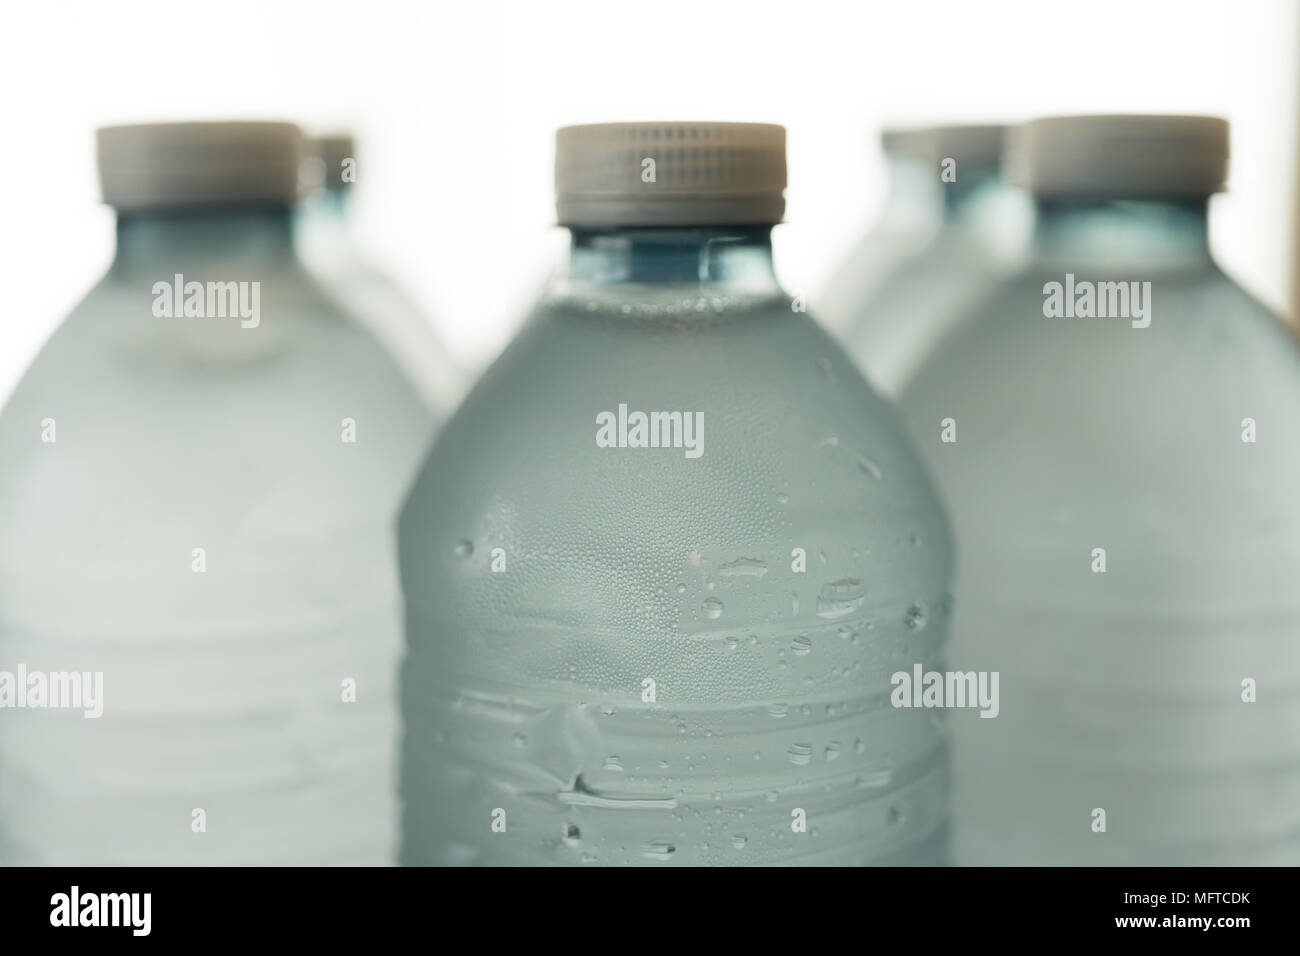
xmin=776 ymin=491 xmax=790 ymax=505
xmin=857 ymin=455 xmax=883 ymax=480
xmin=454 ymin=539 xmax=473 ymax=557
xmin=563 ymin=823 xmax=581 ymax=846
xmin=887 ymin=805 xmax=903 ymax=827
xmin=702 ymin=597 xmax=724 ymax=619
xmin=791 ymin=634 xmax=812 ymax=656
xmin=641 ymin=840 xmax=676 ymax=861
xmin=787 ymin=743 xmax=813 ymax=765
xmin=731 ymin=834 xmax=748 ymax=849
xmin=511 ymin=732 xmax=527 ymax=748
xmin=604 ymin=755 xmax=624 ymax=772
xmin=904 ymin=602 xmax=929 ymax=632
xmin=816 ymin=578 xmax=865 ymax=619
xmin=676 ymin=582 xmax=687 ymax=594
xmin=724 ymin=635 xmax=739 ymax=650
xmin=826 ymin=741 xmax=841 ymax=761
xmin=768 ymin=702 xmax=789 ymax=718
xmin=718 ymin=556 xmax=768 ymax=578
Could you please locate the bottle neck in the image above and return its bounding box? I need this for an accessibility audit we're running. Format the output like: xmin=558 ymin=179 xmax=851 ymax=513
xmin=311 ymin=186 xmax=351 ymax=218
xmin=112 ymin=203 xmax=297 ymax=272
xmin=941 ymin=168 xmax=1001 ymax=221
xmin=1030 ymin=197 xmax=1212 ymax=269
xmin=883 ymin=154 xmax=942 ymax=225
xmin=564 ymin=226 xmax=780 ymax=292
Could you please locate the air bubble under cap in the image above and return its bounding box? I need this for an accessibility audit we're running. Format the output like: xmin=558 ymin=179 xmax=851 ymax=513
xmin=555 ymin=122 xmax=787 ymax=228
xmin=97 ymin=121 xmax=304 ymax=211
xmin=1006 ymin=115 xmax=1229 ymax=199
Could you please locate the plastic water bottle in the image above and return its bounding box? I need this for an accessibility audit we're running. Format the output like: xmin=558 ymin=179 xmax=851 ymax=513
xmin=296 ymin=133 xmax=466 ymax=419
xmin=400 ymin=122 xmax=954 ymax=866
xmin=825 ymin=125 xmax=1030 ymax=397
xmin=899 ymin=115 xmax=1300 ymax=865
xmin=0 ymin=122 xmax=430 ymax=864
xmin=817 ymin=127 xmax=944 ymax=344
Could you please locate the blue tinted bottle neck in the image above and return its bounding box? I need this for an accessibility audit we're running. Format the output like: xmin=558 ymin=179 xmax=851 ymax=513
xmin=1031 ymin=198 xmax=1212 ymax=268
xmin=941 ymin=169 xmax=1001 ymax=220
xmin=565 ymin=226 xmax=780 ymax=291
xmin=112 ymin=203 xmax=296 ymax=272
xmin=306 ymin=186 xmax=350 ymax=219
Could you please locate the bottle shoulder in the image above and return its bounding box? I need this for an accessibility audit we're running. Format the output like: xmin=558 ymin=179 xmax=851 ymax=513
xmin=399 ymin=301 xmax=954 ymax=589
xmin=0 ymin=263 xmax=432 ymax=476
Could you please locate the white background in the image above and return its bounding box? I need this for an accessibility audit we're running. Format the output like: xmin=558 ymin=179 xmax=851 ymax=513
xmin=1 ymin=0 xmax=1295 ymax=405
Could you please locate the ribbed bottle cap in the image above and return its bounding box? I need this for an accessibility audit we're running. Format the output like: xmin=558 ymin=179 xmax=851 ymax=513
xmin=1006 ymin=115 xmax=1229 ymax=199
xmin=881 ymin=124 xmax=1005 ymax=170
xmin=309 ymin=133 xmax=356 ymax=191
xmin=97 ymin=121 xmax=304 ymax=211
xmin=555 ymin=122 xmax=787 ymax=227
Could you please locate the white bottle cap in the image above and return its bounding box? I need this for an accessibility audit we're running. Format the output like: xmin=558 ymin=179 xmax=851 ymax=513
xmin=881 ymin=124 xmax=1006 ymax=171
xmin=1006 ymin=115 xmax=1229 ymax=199
xmin=97 ymin=121 xmax=304 ymax=211
xmin=555 ymin=122 xmax=787 ymax=228
xmin=308 ymin=133 xmax=357 ymax=191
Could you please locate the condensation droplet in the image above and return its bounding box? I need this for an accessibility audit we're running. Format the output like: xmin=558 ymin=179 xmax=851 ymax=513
xmin=702 ymin=597 xmax=724 ymax=620
xmin=817 ymin=578 xmax=865 ymax=619
xmin=904 ymin=602 xmax=929 ymax=632
xmin=857 ymin=455 xmax=883 ymax=480
xmin=787 ymin=742 xmax=813 ymax=765
xmin=641 ymin=840 xmax=676 ymax=861
xmin=792 ymin=634 xmax=812 ymax=656
xmin=718 ymin=557 xmax=768 ymax=578
xmin=454 ymin=539 xmax=473 ymax=557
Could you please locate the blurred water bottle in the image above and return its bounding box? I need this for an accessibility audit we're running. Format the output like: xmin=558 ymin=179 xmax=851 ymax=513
xmin=400 ymin=122 xmax=954 ymax=866
xmin=0 ymin=122 xmax=430 ymax=864
xmin=900 ymin=115 xmax=1300 ymax=865
xmin=296 ymin=133 xmax=466 ymax=419
xmin=817 ymin=127 xmax=943 ymax=344
xmin=823 ymin=125 xmax=1030 ymax=397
